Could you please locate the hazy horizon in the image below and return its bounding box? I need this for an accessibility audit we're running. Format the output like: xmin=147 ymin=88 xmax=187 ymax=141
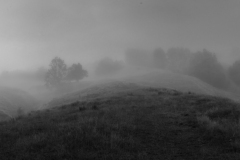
xmin=0 ymin=0 xmax=240 ymax=72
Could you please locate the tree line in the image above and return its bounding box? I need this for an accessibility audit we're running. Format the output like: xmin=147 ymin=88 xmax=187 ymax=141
xmin=125 ymin=47 xmax=240 ymax=90
xmin=45 ymin=57 xmax=88 ymax=88
xmin=45 ymin=48 xmax=240 ymax=91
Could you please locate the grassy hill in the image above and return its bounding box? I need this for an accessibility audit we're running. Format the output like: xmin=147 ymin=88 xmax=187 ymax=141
xmin=1 ymin=81 xmax=240 ymax=159
xmin=122 ymin=70 xmax=240 ymax=101
xmin=47 ymin=70 xmax=240 ymax=109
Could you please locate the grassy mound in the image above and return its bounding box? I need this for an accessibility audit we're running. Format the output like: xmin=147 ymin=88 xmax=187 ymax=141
xmin=1 ymin=83 xmax=240 ymax=159
xmin=47 ymin=71 xmax=240 ymax=111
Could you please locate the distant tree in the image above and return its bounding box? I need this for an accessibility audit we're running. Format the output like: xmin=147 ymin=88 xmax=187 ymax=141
xmin=95 ymin=57 xmax=124 ymax=77
xmin=228 ymin=60 xmax=240 ymax=86
xmin=66 ymin=63 xmax=88 ymax=82
xmin=152 ymin=48 xmax=167 ymax=69
xmin=188 ymin=49 xmax=229 ymax=89
xmin=167 ymin=47 xmax=192 ymax=73
xmin=45 ymin=57 xmax=67 ymax=88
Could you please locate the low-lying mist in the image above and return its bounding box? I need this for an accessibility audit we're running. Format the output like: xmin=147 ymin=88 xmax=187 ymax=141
xmin=1 ymin=46 xmax=240 ymax=117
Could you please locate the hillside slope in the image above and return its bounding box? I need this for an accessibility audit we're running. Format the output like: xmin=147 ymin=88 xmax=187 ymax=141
xmin=122 ymin=70 xmax=240 ymax=101
xmin=47 ymin=70 xmax=240 ymax=109
xmin=0 ymin=86 xmax=38 ymax=117
xmin=1 ymin=82 xmax=240 ymax=159
xmin=47 ymin=81 xmax=139 ymax=108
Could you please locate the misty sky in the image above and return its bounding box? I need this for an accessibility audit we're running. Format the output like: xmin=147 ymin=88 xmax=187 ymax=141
xmin=0 ymin=0 xmax=240 ymax=71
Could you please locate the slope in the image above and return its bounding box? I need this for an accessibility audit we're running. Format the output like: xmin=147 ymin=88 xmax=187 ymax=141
xmin=47 ymin=70 xmax=240 ymax=109
xmin=121 ymin=69 xmax=240 ymax=101
xmin=1 ymin=82 xmax=240 ymax=159
xmin=0 ymin=86 xmax=38 ymax=118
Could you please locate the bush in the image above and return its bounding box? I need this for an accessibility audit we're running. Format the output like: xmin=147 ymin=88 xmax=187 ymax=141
xmin=66 ymin=63 xmax=88 ymax=82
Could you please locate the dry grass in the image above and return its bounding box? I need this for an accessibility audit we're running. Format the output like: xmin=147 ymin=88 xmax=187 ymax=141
xmin=1 ymin=84 xmax=240 ymax=159
xmin=197 ymin=106 xmax=240 ymax=150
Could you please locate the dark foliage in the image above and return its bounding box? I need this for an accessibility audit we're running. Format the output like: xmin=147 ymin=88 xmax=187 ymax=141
xmin=66 ymin=63 xmax=88 ymax=82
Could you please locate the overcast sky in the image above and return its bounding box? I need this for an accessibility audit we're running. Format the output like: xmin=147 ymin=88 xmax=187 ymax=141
xmin=0 ymin=0 xmax=239 ymax=71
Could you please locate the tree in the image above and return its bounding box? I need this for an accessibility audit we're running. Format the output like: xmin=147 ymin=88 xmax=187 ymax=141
xmin=95 ymin=57 xmax=124 ymax=77
xmin=228 ymin=60 xmax=240 ymax=86
xmin=66 ymin=63 xmax=88 ymax=82
xmin=45 ymin=57 xmax=67 ymax=88
xmin=188 ymin=49 xmax=229 ymax=89
xmin=152 ymin=48 xmax=167 ymax=69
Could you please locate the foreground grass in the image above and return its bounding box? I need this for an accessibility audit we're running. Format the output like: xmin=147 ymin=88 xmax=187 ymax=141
xmin=1 ymin=86 xmax=240 ymax=159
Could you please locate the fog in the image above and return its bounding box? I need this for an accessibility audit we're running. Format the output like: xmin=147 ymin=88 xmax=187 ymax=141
xmin=0 ymin=0 xmax=240 ymax=71
xmin=0 ymin=0 xmax=240 ymax=116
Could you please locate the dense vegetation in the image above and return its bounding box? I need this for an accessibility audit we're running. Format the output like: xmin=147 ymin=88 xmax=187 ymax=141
xmin=45 ymin=57 xmax=88 ymax=88
xmin=1 ymin=83 xmax=240 ymax=159
xmin=125 ymin=48 xmax=233 ymax=90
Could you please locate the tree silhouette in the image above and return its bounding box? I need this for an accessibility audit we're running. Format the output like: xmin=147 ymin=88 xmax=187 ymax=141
xmin=66 ymin=63 xmax=88 ymax=82
xmin=45 ymin=57 xmax=67 ymax=88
